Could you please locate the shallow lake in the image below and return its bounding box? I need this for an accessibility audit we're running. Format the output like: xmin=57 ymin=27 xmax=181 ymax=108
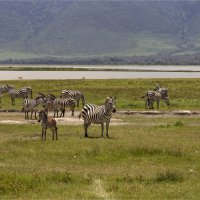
xmin=1 ymin=65 xmax=200 ymax=80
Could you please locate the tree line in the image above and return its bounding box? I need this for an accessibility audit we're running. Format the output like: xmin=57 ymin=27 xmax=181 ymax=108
xmin=1 ymin=53 xmax=200 ymax=65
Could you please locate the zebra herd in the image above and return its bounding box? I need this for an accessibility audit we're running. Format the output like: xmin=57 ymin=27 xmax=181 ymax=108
xmin=0 ymin=83 xmax=169 ymax=140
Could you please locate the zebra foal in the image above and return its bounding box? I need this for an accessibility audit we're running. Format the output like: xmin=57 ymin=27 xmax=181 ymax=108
xmin=38 ymin=110 xmax=58 ymax=141
xmin=79 ymin=97 xmax=116 ymax=138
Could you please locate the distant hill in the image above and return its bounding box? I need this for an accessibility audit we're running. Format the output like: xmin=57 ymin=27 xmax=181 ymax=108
xmin=1 ymin=0 xmax=200 ymax=60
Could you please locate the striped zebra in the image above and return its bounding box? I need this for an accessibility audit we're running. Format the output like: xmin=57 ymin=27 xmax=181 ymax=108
xmin=0 ymin=85 xmax=14 ymax=103
xmin=53 ymin=98 xmax=76 ymax=117
xmin=60 ymin=90 xmax=85 ymax=107
xmin=38 ymin=110 xmax=58 ymax=141
xmin=154 ymin=84 xmax=169 ymax=94
xmin=141 ymin=90 xmax=169 ymax=109
xmin=21 ymin=87 xmax=33 ymax=98
xmin=8 ymin=88 xmax=29 ymax=105
xmin=78 ymin=97 xmax=116 ymax=138
xmin=22 ymin=97 xmax=46 ymax=120
xmin=1 ymin=84 xmax=14 ymax=93
xmin=43 ymin=97 xmax=76 ymax=117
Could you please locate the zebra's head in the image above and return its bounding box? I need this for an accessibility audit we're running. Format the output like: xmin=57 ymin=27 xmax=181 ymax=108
xmin=38 ymin=110 xmax=47 ymax=122
xmin=35 ymin=96 xmax=46 ymax=106
xmin=164 ymin=96 xmax=170 ymax=106
xmin=105 ymin=97 xmax=116 ymax=113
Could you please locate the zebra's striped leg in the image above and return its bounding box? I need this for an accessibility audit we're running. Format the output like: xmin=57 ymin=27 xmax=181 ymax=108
xmin=31 ymin=111 xmax=33 ymax=120
xmin=55 ymin=127 xmax=58 ymax=140
xmin=52 ymin=129 xmax=55 ymax=140
xmin=44 ymin=129 xmax=47 ymax=141
xmin=156 ymin=101 xmax=159 ymax=109
xmin=11 ymin=97 xmax=15 ymax=105
xmin=106 ymin=121 xmax=110 ymax=137
xmin=60 ymin=109 xmax=65 ymax=117
xmin=84 ymin=122 xmax=90 ymax=137
xmin=70 ymin=106 xmax=74 ymax=116
xmin=25 ymin=111 xmax=29 ymax=119
xmin=101 ymin=123 xmax=104 ymax=137
xmin=51 ymin=127 xmax=57 ymax=140
xmin=41 ymin=129 xmax=44 ymax=141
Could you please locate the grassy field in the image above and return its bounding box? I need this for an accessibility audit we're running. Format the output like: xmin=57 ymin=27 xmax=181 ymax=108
xmin=1 ymin=78 xmax=200 ymax=110
xmin=0 ymin=79 xmax=200 ymax=199
xmin=0 ymin=114 xmax=200 ymax=199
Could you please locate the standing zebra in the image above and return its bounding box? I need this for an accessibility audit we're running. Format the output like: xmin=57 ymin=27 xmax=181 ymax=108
xmin=38 ymin=110 xmax=58 ymax=141
xmin=22 ymin=97 xmax=46 ymax=120
xmin=60 ymin=90 xmax=85 ymax=107
xmin=78 ymin=97 xmax=116 ymax=138
xmin=6 ymin=85 xmax=31 ymax=105
xmin=21 ymin=87 xmax=33 ymax=98
xmin=8 ymin=88 xmax=29 ymax=105
xmin=53 ymin=98 xmax=76 ymax=117
xmin=141 ymin=90 xmax=169 ymax=109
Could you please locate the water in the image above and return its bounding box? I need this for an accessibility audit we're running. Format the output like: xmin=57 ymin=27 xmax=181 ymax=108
xmin=1 ymin=65 xmax=200 ymax=80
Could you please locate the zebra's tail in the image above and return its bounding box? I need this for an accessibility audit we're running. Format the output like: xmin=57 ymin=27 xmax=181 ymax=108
xmin=141 ymin=93 xmax=147 ymax=99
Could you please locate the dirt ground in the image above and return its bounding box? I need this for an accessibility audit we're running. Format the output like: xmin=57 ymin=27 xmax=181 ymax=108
xmin=0 ymin=110 xmax=199 ymax=125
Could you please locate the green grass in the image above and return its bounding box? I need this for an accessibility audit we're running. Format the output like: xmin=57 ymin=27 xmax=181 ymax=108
xmin=1 ymin=79 xmax=200 ymax=198
xmin=0 ymin=115 xmax=200 ymax=199
xmin=1 ymin=78 xmax=200 ymax=110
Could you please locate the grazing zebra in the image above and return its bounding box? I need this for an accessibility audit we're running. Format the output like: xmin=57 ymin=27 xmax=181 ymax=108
xmin=1 ymin=84 xmax=14 ymax=93
xmin=22 ymin=97 xmax=46 ymax=120
xmin=0 ymin=85 xmax=14 ymax=103
xmin=38 ymin=110 xmax=58 ymax=141
xmin=60 ymin=90 xmax=85 ymax=107
xmin=0 ymin=85 xmax=8 ymax=94
xmin=141 ymin=90 xmax=169 ymax=109
xmin=78 ymin=97 xmax=116 ymax=138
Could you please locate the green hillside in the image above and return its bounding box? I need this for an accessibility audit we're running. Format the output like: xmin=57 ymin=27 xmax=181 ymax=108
xmin=0 ymin=1 xmax=200 ymax=59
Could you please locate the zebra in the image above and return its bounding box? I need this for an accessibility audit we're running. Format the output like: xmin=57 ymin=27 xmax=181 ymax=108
xmin=22 ymin=97 xmax=46 ymax=120
xmin=21 ymin=86 xmax=33 ymax=98
xmin=60 ymin=90 xmax=85 ymax=107
xmin=0 ymin=85 xmax=14 ymax=103
xmin=141 ymin=90 xmax=169 ymax=109
xmin=1 ymin=84 xmax=14 ymax=93
xmin=78 ymin=96 xmax=116 ymax=138
xmin=38 ymin=110 xmax=58 ymax=141
xmin=43 ymin=97 xmax=76 ymax=117
xmin=8 ymin=88 xmax=29 ymax=105
xmin=53 ymin=98 xmax=76 ymax=117
xmin=154 ymin=83 xmax=169 ymax=94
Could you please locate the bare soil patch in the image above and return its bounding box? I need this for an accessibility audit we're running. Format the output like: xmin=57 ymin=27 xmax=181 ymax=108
xmin=0 ymin=110 xmax=200 ymax=125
